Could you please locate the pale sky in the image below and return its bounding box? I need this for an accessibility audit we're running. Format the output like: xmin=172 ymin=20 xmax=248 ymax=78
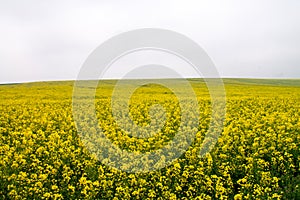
xmin=0 ymin=0 xmax=299 ymax=83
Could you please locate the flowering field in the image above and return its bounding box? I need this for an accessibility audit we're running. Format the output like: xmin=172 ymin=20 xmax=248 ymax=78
xmin=0 ymin=79 xmax=299 ymax=199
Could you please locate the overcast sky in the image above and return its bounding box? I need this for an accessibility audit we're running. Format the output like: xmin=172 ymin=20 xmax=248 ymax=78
xmin=0 ymin=0 xmax=299 ymax=83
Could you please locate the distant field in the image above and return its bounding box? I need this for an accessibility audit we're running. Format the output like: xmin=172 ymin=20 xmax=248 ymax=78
xmin=223 ymin=78 xmax=300 ymax=86
xmin=0 ymin=79 xmax=299 ymax=199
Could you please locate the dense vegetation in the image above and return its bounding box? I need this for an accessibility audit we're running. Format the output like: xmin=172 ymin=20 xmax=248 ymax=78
xmin=0 ymin=79 xmax=299 ymax=199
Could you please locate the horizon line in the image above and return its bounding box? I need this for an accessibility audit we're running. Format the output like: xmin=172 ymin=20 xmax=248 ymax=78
xmin=1 ymin=76 xmax=300 ymax=85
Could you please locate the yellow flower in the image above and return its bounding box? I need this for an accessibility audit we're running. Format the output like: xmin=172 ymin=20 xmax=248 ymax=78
xmin=51 ymin=185 xmax=58 ymax=191
xmin=43 ymin=192 xmax=51 ymax=198
xmin=35 ymin=182 xmax=43 ymax=188
xmin=234 ymin=194 xmax=243 ymax=200
xmin=39 ymin=174 xmax=48 ymax=180
xmin=79 ymin=177 xmax=87 ymax=185
xmin=68 ymin=185 xmax=75 ymax=193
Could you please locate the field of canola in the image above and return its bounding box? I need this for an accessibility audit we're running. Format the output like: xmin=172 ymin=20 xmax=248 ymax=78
xmin=0 ymin=79 xmax=299 ymax=199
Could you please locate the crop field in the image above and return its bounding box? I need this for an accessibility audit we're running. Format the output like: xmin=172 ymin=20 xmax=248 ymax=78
xmin=0 ymin=79 xmax=299 ymax=199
